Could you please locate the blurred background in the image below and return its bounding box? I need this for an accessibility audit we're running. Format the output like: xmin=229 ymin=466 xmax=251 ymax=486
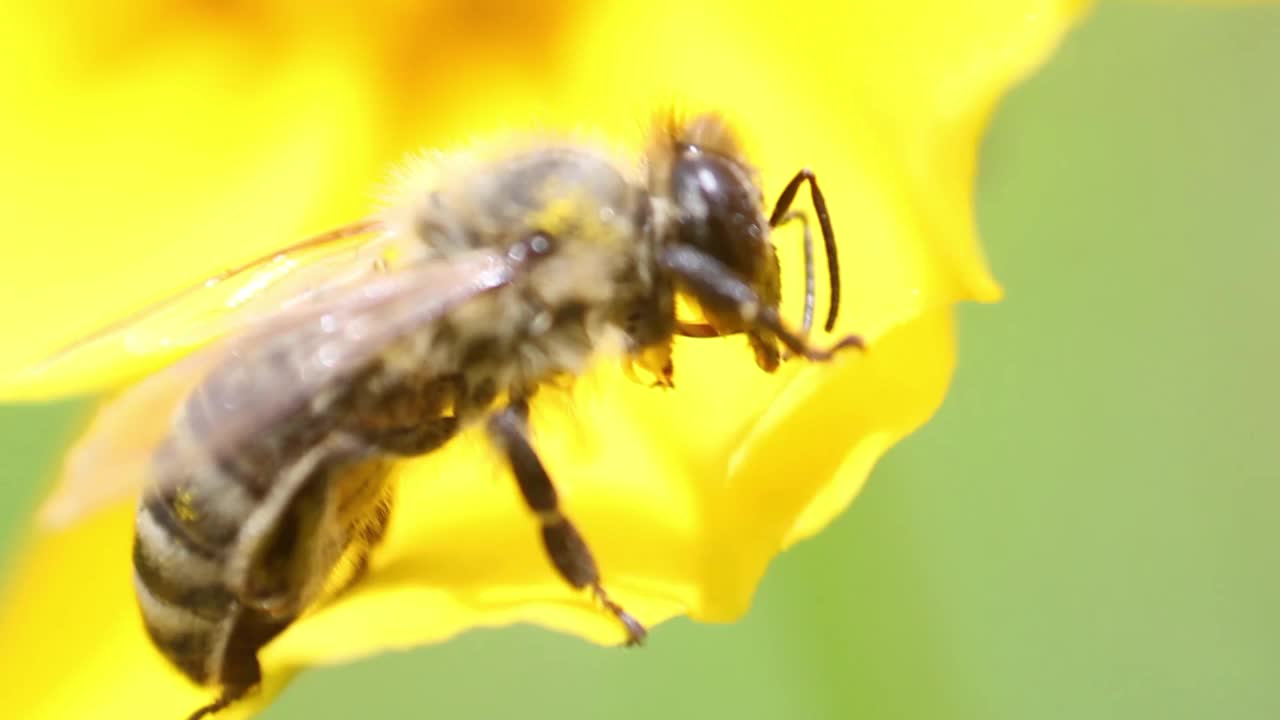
xmin=2 ymin=2 xmax=1277 ymax=718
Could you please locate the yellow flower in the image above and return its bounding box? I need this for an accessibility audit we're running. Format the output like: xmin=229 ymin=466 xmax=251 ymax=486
xmin=0 ymin=1 xmax=1086 ymax=719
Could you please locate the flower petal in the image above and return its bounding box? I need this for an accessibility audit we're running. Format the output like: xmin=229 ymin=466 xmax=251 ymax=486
xmin=0 ymin=507 xmax=210 ymax=720
xmin=0 ymin=9 xmax=387 ymax=399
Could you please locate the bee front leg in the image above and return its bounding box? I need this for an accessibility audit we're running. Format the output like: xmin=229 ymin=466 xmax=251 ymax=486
xmin=486 ymin=401 xmax=647 ymax=646
xmin=660 ymin=245 xmax=865 ymax=364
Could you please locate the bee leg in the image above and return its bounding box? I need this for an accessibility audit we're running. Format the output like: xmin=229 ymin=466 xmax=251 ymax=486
xmin=675 ymin=321 xmax=721 ymax=338
xmin=227 ymin=434 xmax=367 ymax=616
xmin=329 ymin=482 xmax=395 ymax=599
xmin=659 ymin=245 xmax=865 ymax=363
xmin=486 ymin=402 xmax=648 ymax=647
xmin=366 ymin=417 xmax=459 ymax=456
xmin=185 ymin=685 xmax=251 ymax=720
xmin=348 ymin=374 xmax=466 ymax=456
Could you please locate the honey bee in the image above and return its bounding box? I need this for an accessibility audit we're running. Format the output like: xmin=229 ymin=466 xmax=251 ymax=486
xmin=31 ymin=112 xmax=863 ymax=719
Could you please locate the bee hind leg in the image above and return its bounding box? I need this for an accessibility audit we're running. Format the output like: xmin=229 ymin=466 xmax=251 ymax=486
xmin=486 ymin=402 xmax=647 ymax=647
xmin=326 ymin=481 xmax=396 ymax=600
xmin=185 ymin=683 xmax=253 ymax=720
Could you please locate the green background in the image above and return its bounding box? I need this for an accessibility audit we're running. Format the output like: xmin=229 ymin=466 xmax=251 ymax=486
xmin=2 ymin=2 xmax=1277 ymax=718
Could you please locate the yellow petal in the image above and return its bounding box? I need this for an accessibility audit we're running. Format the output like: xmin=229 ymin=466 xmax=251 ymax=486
xmin=0 ymin=1 xmax=1087 ymax=719
xmin=0 ymin=22 xmax=388 ymax=396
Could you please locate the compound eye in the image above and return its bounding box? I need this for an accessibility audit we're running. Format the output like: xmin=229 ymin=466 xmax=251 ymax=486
xmin=679 ymin=153 xmax=737 ymax=210
xmin=671 ymin=151 xmax=765 ymax=275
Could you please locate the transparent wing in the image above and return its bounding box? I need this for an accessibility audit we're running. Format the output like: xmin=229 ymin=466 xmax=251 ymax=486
xmin=40 ymin=349 xmax=222 ymax=528
xmin=40 ymin=247 xmax=531 ymax=528
xmin=8 ymin=219 xmax=428 ymax=396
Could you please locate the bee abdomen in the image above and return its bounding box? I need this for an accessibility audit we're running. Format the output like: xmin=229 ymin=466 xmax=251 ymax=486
xmin=138 ymin=492 xmax=226 ymax=559
xmin=132 ymin=516 xmax=235 ymax=619
xmin=134 ymin=493 xmax=239 ymax=685
xmin=132 ymin=560 xmax=224 ymax=684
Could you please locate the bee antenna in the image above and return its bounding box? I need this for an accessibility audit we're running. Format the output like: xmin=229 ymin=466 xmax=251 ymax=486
xmin=773 ymin=210 xmax=815 ymax=336
xmin=768 ymin=169 xmax=841 ymax=332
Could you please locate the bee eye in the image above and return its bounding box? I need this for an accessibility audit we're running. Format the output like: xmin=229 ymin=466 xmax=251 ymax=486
xmin=671 ymin=151 xmax=765 ymax=277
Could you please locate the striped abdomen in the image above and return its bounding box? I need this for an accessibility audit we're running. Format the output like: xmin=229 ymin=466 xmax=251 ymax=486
xmin=132 ymin=359 xmax=395 ymax=691
xmin=133 ymin=465 xmax=289 ymax=687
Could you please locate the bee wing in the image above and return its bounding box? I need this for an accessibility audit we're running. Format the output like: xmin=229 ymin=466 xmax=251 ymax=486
xmin=40 ymin=348 xmax=222 ymax=528
xmin=10 ymin=220 xmax=424 ymax=395
xmin=40 ymin=247 xmax=529 ymax=528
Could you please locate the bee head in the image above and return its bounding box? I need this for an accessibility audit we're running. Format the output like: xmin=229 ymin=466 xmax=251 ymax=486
xmin=649 ymin=112 xmax=783 ymax=369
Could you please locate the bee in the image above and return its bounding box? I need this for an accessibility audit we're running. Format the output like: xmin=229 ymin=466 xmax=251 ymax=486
xmin=31 ymin=112 xmax=863 ymax=720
